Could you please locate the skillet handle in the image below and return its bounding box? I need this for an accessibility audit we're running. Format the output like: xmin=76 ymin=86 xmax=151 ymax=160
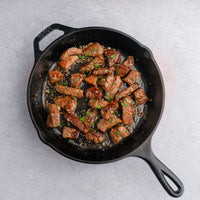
xmin=33 ymin=23 xmax=76 ymax=62
xmin=136 ymin=142 xmax=184 ymax=197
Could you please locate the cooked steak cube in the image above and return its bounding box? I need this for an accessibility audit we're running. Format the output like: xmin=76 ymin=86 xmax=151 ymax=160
xmin=115 ymin=83 xmax=139 ymax=101
xmin=85 ymin=74 xmax=98 ymax=87
xmin=93 ymin=66 xmax=115 ymax=75
xmin=84 ymin=108 xmax=99 ymax=128
xmin=46 ymin=104 xmax=60 ymax=127
xmin=58 ymin=55 xmax=79 ymax=71
xmin=104 ymin=75 xmax=122 ymax=101
xmin=85 ymin=129 xmax=105 ymax=143
xmin=116 ymin=56 xmax=134 ymax=77
xmin=88 ymin=99 xmax=109 ymax=109
xmin=109 ymin=125 xmax=130 ymax=144
xmin=121 ymin=96 xmax=136 ymax=125
xmin=60 ymin=47 xmax=83 ymax=61
xmin=55 ymin=85 xmax=83 ymax=98
xmin=100 ymin=100 xmax=119 ymax=120
xmin=62 ymin=127 xmax=79 ymax=139
xmin=104 ymin=49 xmax=121 ymax=67
xmin=65 ymin=113 xmax=89 ymax=133
xmin=123 ymin=70 xmax=140 ymax=85
xmin=133 ymin=88 xmax=147 ymax=106
xmin=70 ymin=73 xmax=84 ymax=88
xmin=80 ymin=54 xmax=104 ymax=73
xmin=98 ymin=74 xmax=115 ymax=91
xmin=97 ymin=115 xmax=122 ymax=133
xmin=83 ymin=42 xmax=104 ymax=57
xmin=49 ymin=70 xmax=63 ymax=84
xmin=86 ymin=87 xmax=102 ymax=99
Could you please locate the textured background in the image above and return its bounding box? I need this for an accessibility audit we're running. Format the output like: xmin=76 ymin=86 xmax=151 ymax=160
xmin=0 ymin=0 xmax=200 ymax=199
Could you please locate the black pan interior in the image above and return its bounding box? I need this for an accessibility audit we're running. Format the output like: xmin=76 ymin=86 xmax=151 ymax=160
xmin=28 ymin=28 xmax=164 ymax=163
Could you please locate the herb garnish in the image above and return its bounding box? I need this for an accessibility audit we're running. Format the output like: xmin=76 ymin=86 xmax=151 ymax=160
xmin=116 ymin=131 xmax=120 ymax=135
xmin=95 ymin=104 xmax=101 ymax=109
xmin=121 ymin=102 xmax=128 ymax=107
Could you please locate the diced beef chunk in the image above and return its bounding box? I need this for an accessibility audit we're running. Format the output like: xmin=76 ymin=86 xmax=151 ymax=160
xmin=109 ymin=125 xmax=130 ymax=144
xmin=123 ymin=70 xmax=140 ymax=85
xmin=97 ymin=115 xmax=122 ymax=133
xmin=49 ymin=70 xmax=63 ymax=84
xmin=98 ymin=74 xmax=115 ymax=92
xmin=46 ymin=104 xmax=60 ymax=127
xmin=60 ymin=47 xmax=83 ymax=61
xmin=116 ymin=56 xmax=134 ymax=77
xmin=88 ymin=99 xmax=109 ymax=109
xmin=133 ymin=88 xmax=147 ymax=106
xmin=101 ymin=100 xmax=119 ymax=120
xmin=80 ymin=54 xmax=104 ymax=73
xmin=65 ymin=113 xmax=89 ymax=133
xmin=54 ymin=96 xmax=77 ymax=113
xmin=85 ymin=129 xmax=105 ymax=143
xmin=58 ymin=55 xmax=78 ymax=71
xmin=121 ymin=96 xmax=136 ymax=125
xmin=93 ymin=66 xmax=115 ymax=75
xmin=70 ymin=73 xmax=84 ymax=88
xmin=85 ymin=74 xmax=98 ymax=87
xmin=104 ymin=75 xmax=122 ymax=100
xmin=84 ymin=108 xmax=99 ymax=128
xmin=55 ymin=85 xmax=84 ymax=98
xmin=86 ymin=87 xmax=102 ymax=99
xmin=104 ymin=49 xmax=121 ymax=67
xmin=115 ymin=83 xmax=139 ymax=101
xmin=62 ymin=127 xmax=79 ymax=139
xmin=83 ymin=42 xmax=104 ymax=57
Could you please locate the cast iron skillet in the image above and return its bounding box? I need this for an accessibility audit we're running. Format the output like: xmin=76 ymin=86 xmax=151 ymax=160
xmin=27 ymin=23 xmax=184 ymax=197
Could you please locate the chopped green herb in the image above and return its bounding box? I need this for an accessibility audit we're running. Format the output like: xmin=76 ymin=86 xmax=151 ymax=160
xmin=110 ymin=120 xmax=114 ymax=124
xmin=99 ymin=75 xmax=103 ymax=80
xmin=56 ymin=104 xmax=59 ymax=106
xmin=64 ymin=82 xmax=68 ymax=86
xmin=100 ymin=88 xmax=103 ymax=92
xmin=74 ymin=43 xmax=78 ymax=48
xmin=58 ymin=81 xmax=62 ymax=85
xmin=116 ymin=131 xmax=120 ymax=135
xmin=108 ymin=95 xmax=112 ymax=102
xmin=121 ymin=102 xmax=128 ymax=107
xmin=125 ymin=97 xmax=128 ymax=101
xmin=133 ymin=101 xmax=136 ymax=105
xmin=78 ymin=55 xmax=84 ymax=59
xmin=114 ymin=82 xmax=117 ymax=85
xmin=67 ymin=123 xmax=71 ymax=127
xmin=86 ymin=111 xmax=90 ymax=116
xmin=69 ymin=139 xmax=72 ymax=142
xmin=71 ymin=96 xmax=75 ymax=100
xmin=83 ymin=68 xmax=89 ymax=72
xmin=65 ymin=86 xmax=68 ymax=89
xmin=51 ymin=89 xmax=54 ymax=95
xmin=126 ymin=129 xmax=129 ymax=132
xmin=80 ymin=116 xmax=85 ymax=122
xmin=94 ymin=119 xmax=99 ymax=125
xmin=110 ymin=54 xmax=115 ymax=59
xmin=95 ymin=104 xmax=101 ymax=109
xmin=93 ymin=47 xmax=98 ymax=52
xmin=102 ymin=142 xmax=105 ymax=146
xmin=76 ymin=78 xmax=80 ymax=81
xmin=147 ymin=97 xmax=149 ymax=101
xmin=132 ymin=77 xmax=135 ymax=81
xmin=94 ymin=63 xmax=99 ymax=70
xmin=59 ymin=125 xmax=62 ymax=128
xmin=115 ymin=71 xmax=118 ymax=74
xmin=92 ymin=99 xmax=96 ymax=102
xmin=84 ymin=51 xmax=91 ymax=58
xmin=136 ymin=58 xmax=139 ymax=62
xmin=55 ymin=123 xmax=60 ymax=126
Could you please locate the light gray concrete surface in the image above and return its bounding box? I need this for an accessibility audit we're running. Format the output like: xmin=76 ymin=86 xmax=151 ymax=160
xmin=0 ymin=0 xmax=200 ymax=199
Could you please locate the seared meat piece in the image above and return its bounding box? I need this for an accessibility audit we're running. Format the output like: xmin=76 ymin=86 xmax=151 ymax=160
xmin=60 ymin=47 xmax=83 ymax=61
xmin=93 ymin=66 xmax=115 ymax=75
xmin=104 ymin=49 xmax=121 ymax=67
xmin=133 ymin=88 xmax=147 ymax=106
xmin=104 ymin=75 xmax=122 ymax=100
xmin=58 ymin=55 xmax=78 ymax=71
xmin=116 ymin=56 xmax=134 ymax=77
xmin=55 ymin=85 xmax=83 ymax=98
xmin=97 ymin=115 xmax=122 ymax=133
xmin=85 ymin=129 xmax=105 ymax=143
xmin=84 ymin=108 xmax=99 ymax=128
xmin=86 ymin=87 xmax=102 ymax=99
xmin=98 ymin=74 xmax=115 ymax=92
xmin=123 ymin=70 xmax=140 ymax=85
xmin=54 ymin=96 xmax=77 ymax=113
xmin=121 ymin=96 xmax=136 ymax=125
xmin=115 ymin=83 xmax=139 ymax=101
xmin=85 ymin=74 xmax=98 ymax=87
xmin=88 ymin=99 xmax=109 ymax=109
xmin=70 ymin=73 xmax=84 ymax=88
xmin=62 ymin=127 xmax=79 ymax=139
xmin=65 ymin=113 xmax=89 ymax=133
xmin=46 ymin=104 xmax=60 ymax=127
xmin=49 ymin=70 xmax=63 ymax=84
xmin=109 ymin=125 xmax=130 ymax=144
xmin=83 ymin=42 xmax=104 ymax=57
xmin=80 ymin=54 xmax=104 ymax=73
xmin=101 ymin=100 xmax=119 ymax=120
